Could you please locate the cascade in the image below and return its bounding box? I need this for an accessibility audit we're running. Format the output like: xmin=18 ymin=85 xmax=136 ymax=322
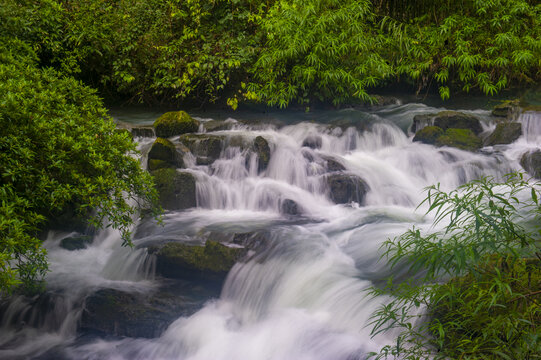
xmin=0 ymin=104 xmax=535 ymax=360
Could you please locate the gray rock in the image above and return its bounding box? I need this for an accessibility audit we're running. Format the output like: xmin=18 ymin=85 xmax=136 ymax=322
xmin=520 ymin=150 xmax=541 ymax=179
xmin=148 ymin=241 xmax=246 ymax=280
xmin=179 ymin=134 xmax=224 ymax=162
xmin=484 ymin=122 xmax=522 ymax=146
xmin=60 ymin=235 xmax=93 ymax=251
xmin=325 ymin=173 xmax=369 ymax=204
xmin=433 ymin=111 xmax=483 ymax=135
xmin=281 ymin=199 xmax=300 ymax=215
xmin=82 ymin=286 xmax=215 ymax=338
xmin=302 ymin=135 xmax=323 ymax=149
xmin=253 ymin=136 xmax=271 ymax=173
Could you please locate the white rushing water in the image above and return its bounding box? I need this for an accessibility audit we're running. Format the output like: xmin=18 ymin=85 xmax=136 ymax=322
xmin=1 ymin=105 xmax=539 ymax=360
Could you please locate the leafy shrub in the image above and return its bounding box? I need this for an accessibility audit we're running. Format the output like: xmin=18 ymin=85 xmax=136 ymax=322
xmin=0 ymin=45 xmax=159 ymax=294
xmin=250 ymin=0 xmax=391 ymax=107
xmin=369 ymin=174 xmax=541 ymax=359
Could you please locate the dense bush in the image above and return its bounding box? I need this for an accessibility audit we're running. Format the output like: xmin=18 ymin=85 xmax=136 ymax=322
xmin=0 ymin=43 xmax=159 ymax=294
xmin=248 ymin=0 xmax=391 ymax=107
xmin=369 ymin=174 xmax=541 ymax=359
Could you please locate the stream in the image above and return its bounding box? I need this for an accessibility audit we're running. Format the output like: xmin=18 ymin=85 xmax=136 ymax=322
xmin=1 ymin=102 xmax=540 ymax=359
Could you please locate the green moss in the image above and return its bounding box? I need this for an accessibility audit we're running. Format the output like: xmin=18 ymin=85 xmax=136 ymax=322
xmin=148 ymin=159 xmax=173 ymax=171
xmin=148 ymin=138 xmax=183 ymax=168
xmin=436 ymin=128 xmax=482 ymax=151
xmin=158 ymin=240 xmax=244 ymax=274
xmin=413 ymin=126 xmax=444 ymax=145
xmin=154 ymin=111 xmax=200 ymax=138
xmin=151 ymin=168 xmax=196 ymax=210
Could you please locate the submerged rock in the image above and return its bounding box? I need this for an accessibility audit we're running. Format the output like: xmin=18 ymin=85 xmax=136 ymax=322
xmin=325 ymin=173 xmax=368 ymax=204
xmin=520 ymin=150 xmax=541 ymax=179
xmin=484 ymin=122 xmax=522 ymax=146
xmin=147 ymin=137 xmax=184 ymax=170
xmin=149 ymin=240 xmax=246 ymax=280
xmin=322 ymin=155 xmax=346 ymax=172
xmin=302 ymin=135 xmax=323 ymax=149
xmin=152 ymin=168 xmax=196 ymax=210
xmin=154 ymin=111 xmax=199 ymax=138
xmin=436 ymin=128 xmax=482 ymax=151
xmin=253 ymin=136 xmax=271 ymax=173
xmin=82 ymin=286 xmax=213 ymax=338
xmin=413 ymin=126 xmax=444 ymax=145
xmin=281 ymin=199 xmax=301 ymax=215
xmin=60 ymin=235 xmax=93 ymax=251
xmin=433 ymin=111 xmax=483 ymax=135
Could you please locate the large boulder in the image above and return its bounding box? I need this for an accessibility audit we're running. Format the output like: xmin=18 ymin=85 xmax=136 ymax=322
xmin=433 ymin=111 xmax=483 ymax=135
xmin=81 ymin=287 xmax=214 ymax=338
xmin=435 ymin=128 xmax=482 ymax=151
xmin=147 ymin=137 xmax=184 ymax=170
xmin=492 ymin=100 xmax=520 ymax=120
xmin=152 ymin=168 xmax=196 ymax=210
xmin=484 ymin=122 xmax=522 ymax=146
xmin=520 ymin=150 xmax=541 ymax=179
xmin=60 ymin=235 xmax=93 ymax=251
xmin=253 ymin=136 xmax=271 ymax=173
xmin=325 ymin=173 xmax=368 ymax=204
xmin=149 ymin=240 xmax=246 ymax=280
xmin=413 ymin=126 xmax=444 ymax=145
xmin=154 ymin=111 xmax=199 ymax=138
xmin=179 ymin=134 xmax=224 ymax=163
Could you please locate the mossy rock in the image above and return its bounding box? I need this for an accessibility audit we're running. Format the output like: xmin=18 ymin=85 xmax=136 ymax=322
xmin=60 ymin=235 xmax=93 ymax=250
xmin=154 ymin=111 xmax=200 ymax=138
xmin=413 ymin=126 xmax=444 ymax=145
xmin=484 ymin=122 xmax=522 ymax=146
xmin=520 ymin=150 xmax=541 ymax=179
xmin=179 ymin=134 xmax=224 ymax=161
xmin=434 ymin=111 xmax=483 ymax=135
xmin=81 ymin=287 xmax=208 ymax=338
xmin=152 ymin=168 xmax=196 ymax=210
xmin=253 ymin=136 xmax=271 ymax=173
xmin=436 ymin=128 xmax=482 ymax=151
xmin=492 ymin=99 xmax=520 ymax=119
xmin=150 ymin=240 xmax=246 ymax=279
xmin=147 ymin=137 xmax=184 ymax=169
xmin=325 ymin=173 xmax=369 ymax=204
xmin=148 ymin=159 xmax=174 ymax=171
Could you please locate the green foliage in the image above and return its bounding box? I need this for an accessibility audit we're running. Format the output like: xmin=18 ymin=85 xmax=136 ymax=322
xmin=369 ymin=174 xmax=541 ymax=359
xmin=250 ymin=0 xmax=391 ymax=107
xmin=377 ymin=0 xmax=541 ymax=97
xmin=0 ymin=44 xmax=160 ymax=294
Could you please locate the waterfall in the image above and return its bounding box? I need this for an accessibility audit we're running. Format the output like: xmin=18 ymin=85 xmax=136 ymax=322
xmin=0 ymin=104 xmax=533 ymax=360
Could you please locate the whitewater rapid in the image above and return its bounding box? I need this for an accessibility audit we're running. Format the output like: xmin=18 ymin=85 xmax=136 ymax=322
xmin=1 ymin=104 xmax=539 ymax=359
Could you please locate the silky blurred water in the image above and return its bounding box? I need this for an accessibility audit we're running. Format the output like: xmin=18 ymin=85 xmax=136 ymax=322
xmin=1 ymin=104 xmax=538 ymax=360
